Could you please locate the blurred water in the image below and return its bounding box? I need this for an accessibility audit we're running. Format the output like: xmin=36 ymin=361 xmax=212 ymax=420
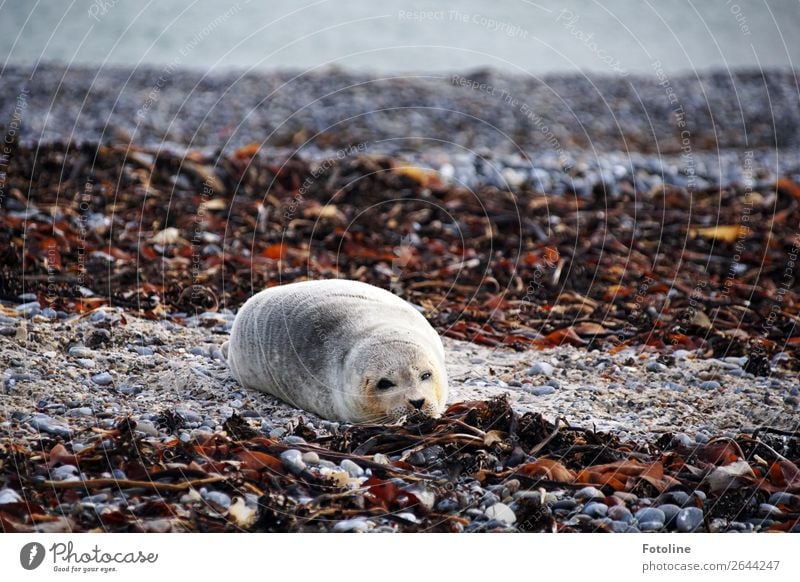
xmin=0 ymin=0 xmax=798 ymax=75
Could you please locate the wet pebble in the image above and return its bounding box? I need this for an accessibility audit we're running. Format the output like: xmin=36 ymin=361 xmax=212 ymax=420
xmin=27 ymin=414 xmax=73 ymax=438
xmin=436 ymin=498 xmax=459 ymax=513
xmin=334 ymin=518 xmax=369 ymax=532
xmin=607 ymin=505 xmax=632 ymax=523
xmin=485 ymin=502 xmax=516 ymax=525
xmin=0 ymin=488 xmax=22 ymax=504
xmin=301 ymin=451 xmax=320 ymax=464
xmin=676 ymin=507 xmax=704 ymax=532
xmin=658 ymin=503 xmax=681 ymax=526
xmin=340 ymin=459 xmax=364 ymax=478
xmin=524 ymin=385 xmax=556 ymax=396
xmin=635 ymin=507 xmax=665 ymax=526
xmin=646 ymin=361 xmax=667 ymax=373
xmin=91 ymin=372 xmax=113 ymax=386
xmin=639 ymin=521 xmax=663 ymax=532
xmin=582 ymin=502 xmax=608 ymax=518
xmin=699 ymin=380 xmax=721 ymax=390
xmin=283 ymin=435 xmax=306 ymax=446
xmin=575 ymin=487 xmax=604 ymax=502
xmin=205 ymin=491 xmax=231 ymax=509
xmin=68 ymin=346 xmax=94 ymax=358
xmin=527 ymin=362 xmax=555 ymax=376
xmin=280 ymin=449 xmax=306 ymax=474
xmin=758 ymin=503 xmax=784 ymax=518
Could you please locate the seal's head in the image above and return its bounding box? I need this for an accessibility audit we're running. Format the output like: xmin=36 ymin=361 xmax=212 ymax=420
xmin=343 ymin=333 xmax=447 ymax=423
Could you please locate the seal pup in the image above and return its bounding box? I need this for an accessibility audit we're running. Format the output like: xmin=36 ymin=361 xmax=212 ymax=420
xmin=224 ymin=279 xmax=448 ymax=423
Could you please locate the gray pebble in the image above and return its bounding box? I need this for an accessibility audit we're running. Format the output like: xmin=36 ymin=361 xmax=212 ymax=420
xmin=0 ymin=488 xmax=22 ymax=504
xmin=635 ymin=507 xmax=665 ymax=525
xmin=658 ymin=503 xmax=681 ymax=526
xmin=0 ymin=327 xmax=16 ymax=337
xmin=665 ymin=381 xmax=687 ymax=392
xmin=436 ymin=498 xmax=459 ymax=513
xmin=610 ymin=520 xmax=630 ymax=533
xmin=301 ymin=452 xmax=320 ymax=464
xmin=676 ymin=507 xmax=704 ymax=532
xmin=527 ymin=385 xmax=556 ymax=396
xmin=582 ymin=502 xmax=608 ymax=518
xmin=75 ymin=358 xmax=96 ymax=369
xmin=283 ymin=435 xmax=306 ymax=446
xmin=66 ymin=407 xmax=93 ymax=417
xmin=470 ymin=357 xmax=486 ymax=364
xmin=51 ymin=465 xmax=79 ymax=481
xmin=485 ymin=502 xmax=516 ymax=525
xmin=91 ymin=372 xmax=113 ymax=386
xmin=639 ymin=520 xmax=664 ymax=532
xmin=607 ymin=505 xmax=633 ymax=523
xmin=333 ymin=518 xmax=369 ymax=532
xmin=758 ymin=503 xmax=784 ymax=517
xmin=68 ymin=346 xmax=94 ymax=358
xmin=205 ymin=491 xmax=231 ymax=509
xmin=646 ymin=361 xmax=667 ymax=373
xmin=280 ymin=449 xmax=306 ymax=474
xmin=699 ymin=380 xmax=721 ymax=390
xmin=340 ymin=459 xmax=364 ymax=478
xmin=27 ymin=414 xmax=73 ymax=438
xmin=527 ymin=362 xmax=555 ymax=376
xmin=15 ymin=301 xmax=41 ymax=316
xmin=132 ymin=346 xmax=154 ymax=356
xmin=269 ymin=428 xmax=286 ymax=438
xmin=551 ymin=499 xmax=578 ymax=511
xmin=575 ymin=487 xmax=604 ymax=502
xmin=768 ymin=492 xmax=798 ymax=508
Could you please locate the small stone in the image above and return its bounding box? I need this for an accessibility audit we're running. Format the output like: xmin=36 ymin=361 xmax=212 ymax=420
xmin=699 ymin=380 xmax=721 ymax=390
xmin=280 ymin=449 xmax=306 ymax=474
xmin=575 ymin=487 xmax=604 ymax=502
xmin=27 ymin=414 xmax=73 ymax=438
xmin=646 ymin=361 xmax=667 ymax=373
xmin=0 ymin=327 xmax=15 ymax=337
xmin=15 ymin=301 xmax=41 ymax=317
xmin=525 ymin=385 xmax=555 ymax=396
xmin=340 ymin=459 xmax=364 ymax=478
xmin=436 ymin=498 xmax=459 ymax=513
xmin=75 ymin=358 xmax=96 ymax=369
xmin=485 ymin=502 xmax=516 ymax=525
xmin=205 ymin=491 xmax=231 ymax=509
xmin=582 ymin=502 xmax=608 ymax=518
xmin=676 ymin=507 xmax=704 ymax=532
xmin=671 ymin=433 xmax=693 ymax=448
xmin=283 ymin=435 xmax=306 ymax=446
xmin=639 ymin=520 xmax=664 ymax=532
xmin=658 ymin=503 xmax=681 ymax=526
xmin=768 ymin=492 xmax=798 ymax=508
xmin=66 ymin=407 xmax=93 ymax=417
xmin=91 ymin=372 xmax=113 ymax=386
xmin=333 ymin=518 xmax=369 ymax=532
xmin=470 ymin=357 xmax=486 ymax=364
xmin=301 ymin=452 xmax=320 ymax=464
xmin=68 ymin=346 xmax=94 ymax=358
xmin=51 ymin=465 xmax=79 ymax=481
xmin=0 ymin=488 xmax=22 ymax=504
xmin=607 ymin=505 xmax=633 ymax=523
xmin=551 ymin=499 xmax=578 ymax=511
xmin=635 ymin=507 xmax=665 ymax=525
xmin=132 ymin=346 xmax=154 ymax=356
xmin=758 ymin=503 xmax=784 ymax=517
xmin=665 ymin=381 xmax=687 ymax=392
xmin=527 ymin=362 xmax=555 ymax=376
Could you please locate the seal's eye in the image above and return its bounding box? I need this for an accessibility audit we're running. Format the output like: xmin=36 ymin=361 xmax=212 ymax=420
xmin=376 ymin=378 xmax=396 ymax=390
xmin=420 ymin=372 xmax=432 ymax=381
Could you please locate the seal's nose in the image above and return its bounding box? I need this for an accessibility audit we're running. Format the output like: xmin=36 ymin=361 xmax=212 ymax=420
xmin=409 ymin=398 xmax=426 ymax=410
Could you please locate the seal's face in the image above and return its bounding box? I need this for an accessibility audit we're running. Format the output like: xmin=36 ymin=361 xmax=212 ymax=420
xmin=356 ymin=343 xmax=447 ymax=423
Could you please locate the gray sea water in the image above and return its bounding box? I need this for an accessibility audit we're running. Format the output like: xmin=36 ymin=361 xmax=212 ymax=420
xmin=1 ymin=0 xmax=798 ymax=75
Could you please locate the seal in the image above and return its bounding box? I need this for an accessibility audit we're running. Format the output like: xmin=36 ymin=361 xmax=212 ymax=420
xmin=224 ymin=279 xmax=448 ymax=423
